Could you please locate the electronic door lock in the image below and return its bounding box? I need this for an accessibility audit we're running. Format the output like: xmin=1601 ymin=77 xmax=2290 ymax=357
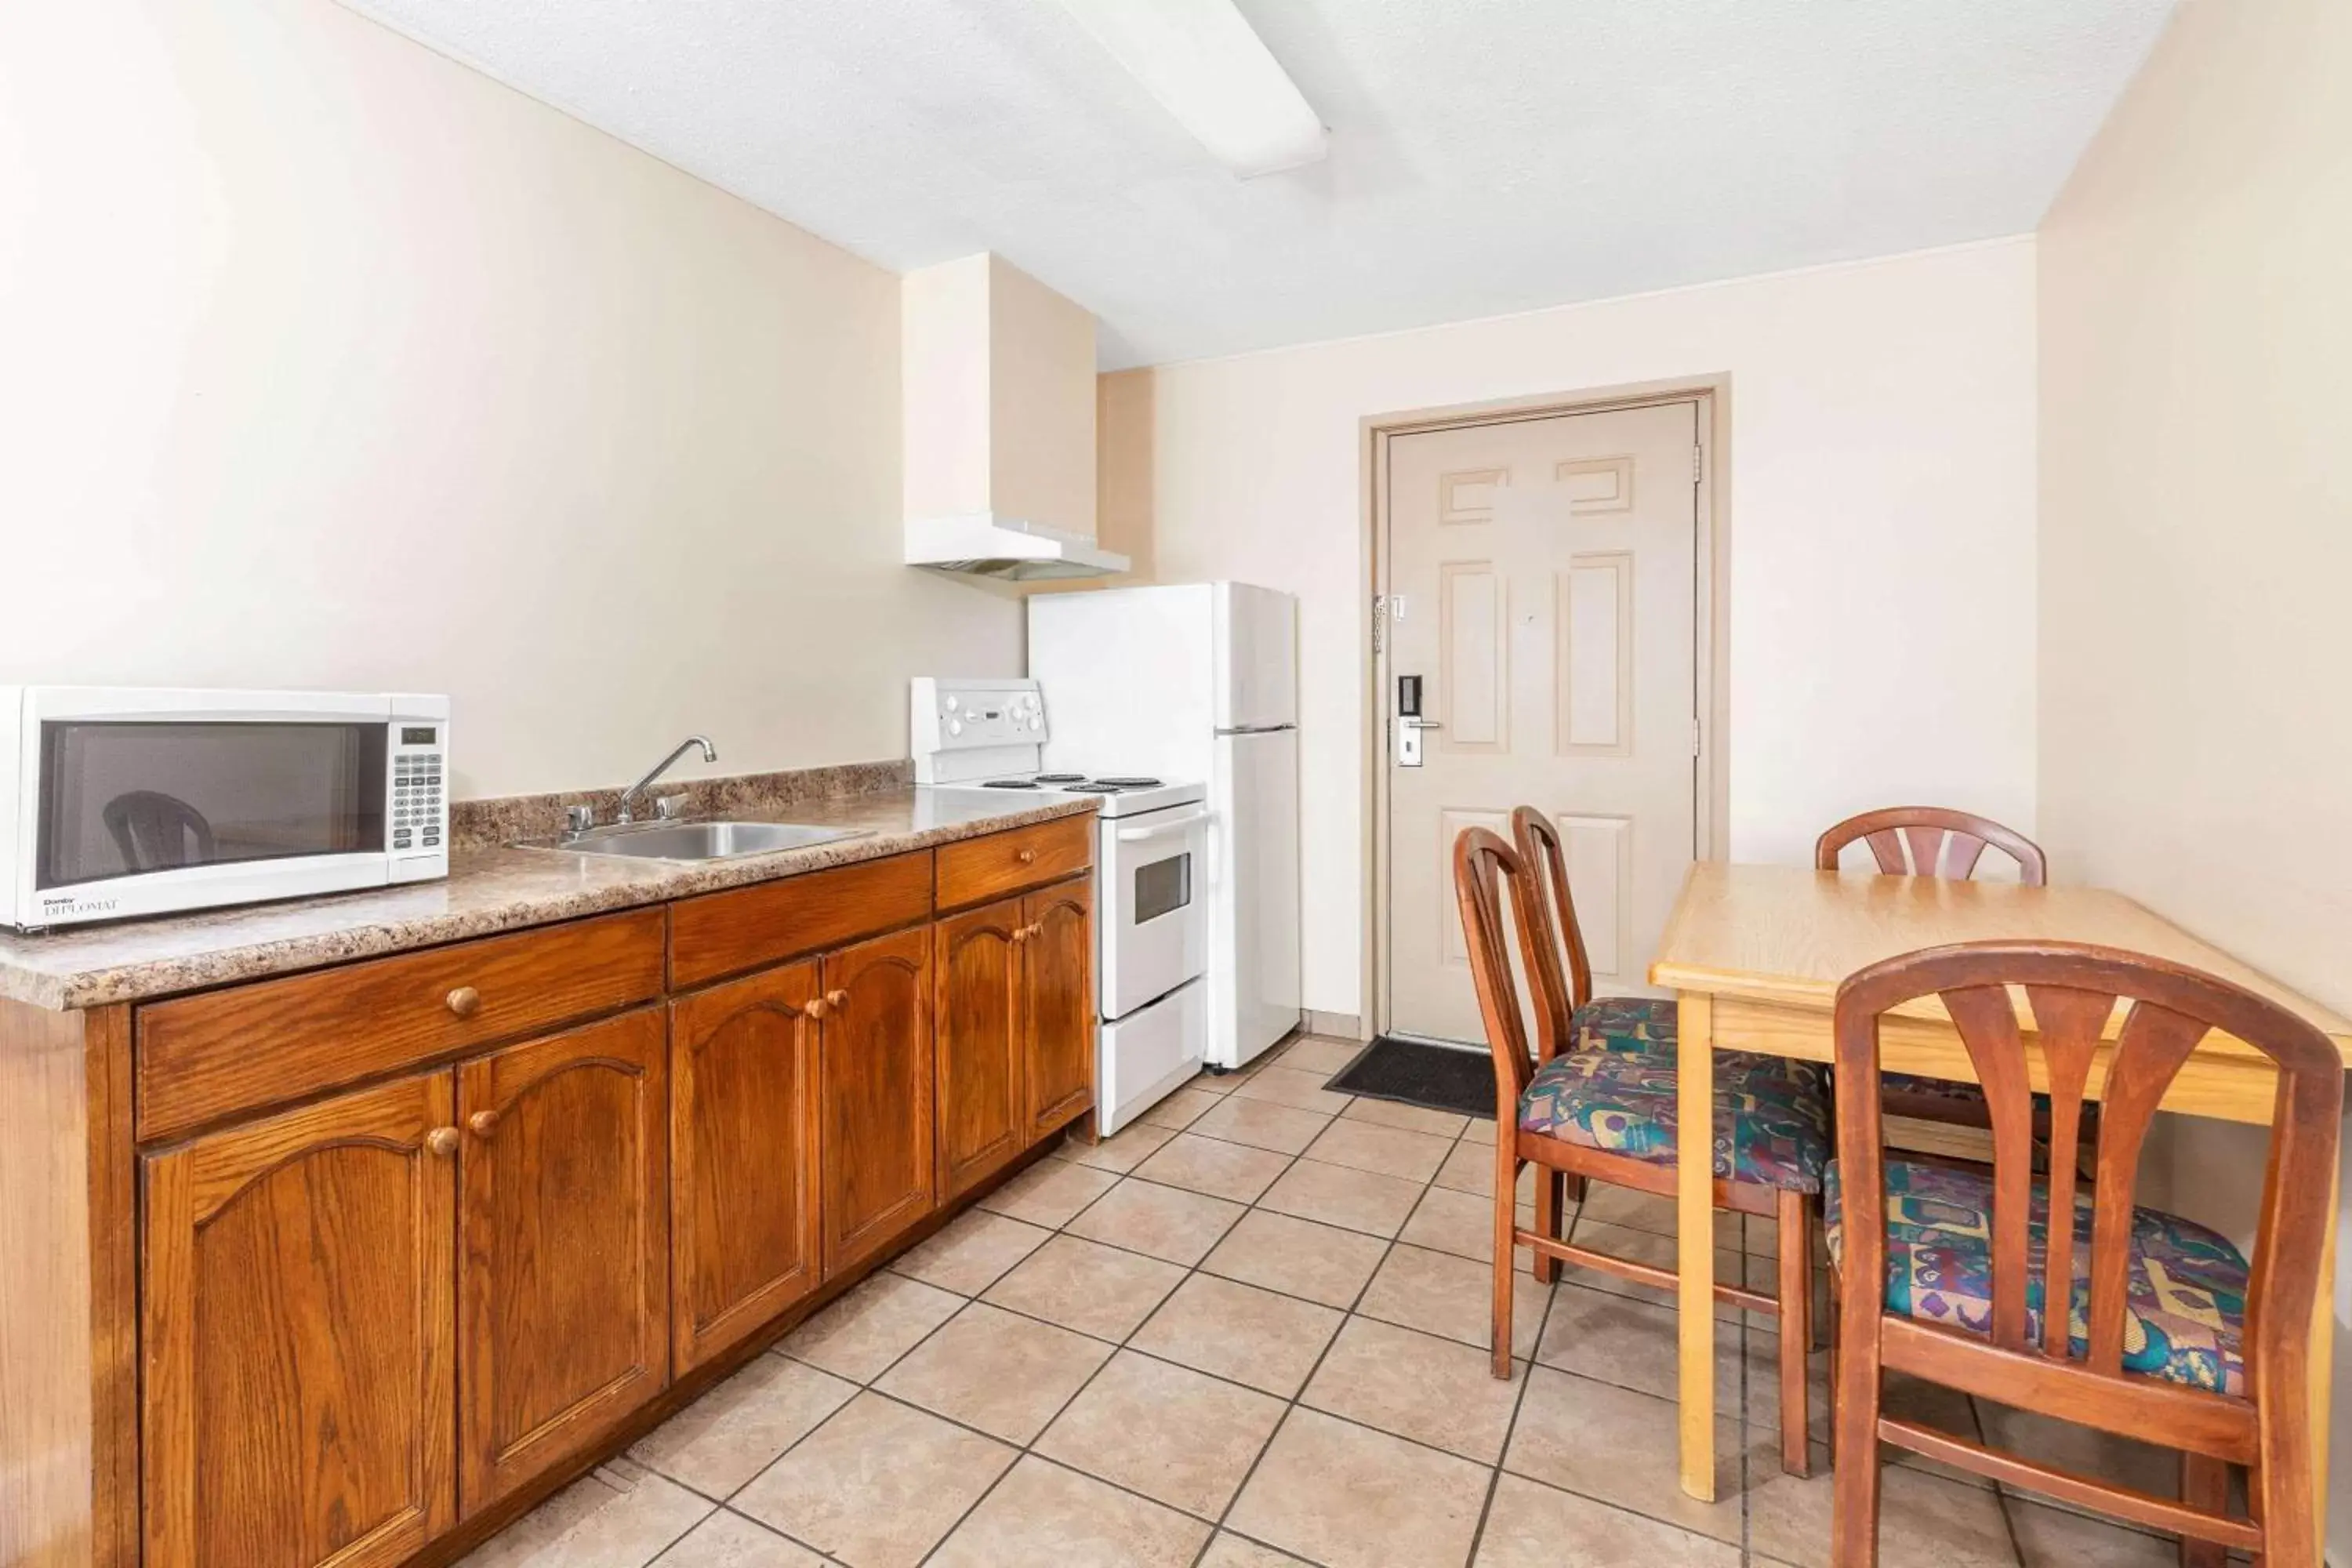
xmin=1394 ymin=674 xmax=1439 ymax=767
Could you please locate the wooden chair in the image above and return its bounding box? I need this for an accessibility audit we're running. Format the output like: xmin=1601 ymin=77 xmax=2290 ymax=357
xmin=1816 ymin=807 xmax=2091 ymax=1163
xmin=1827 ymin=941 xmax=2340 ymax=1566
xmin=1510 ymin=805 xmax=1680 ymax=1262
xmin=1454 ymin=825 xmax=1823 ymax=1475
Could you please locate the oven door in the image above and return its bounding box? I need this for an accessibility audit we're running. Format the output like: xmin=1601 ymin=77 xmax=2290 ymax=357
xmin=1097 ymin=803 xmax=1210 ymax=1021
xmin=14 ymin=688 xmax=402 ymax=927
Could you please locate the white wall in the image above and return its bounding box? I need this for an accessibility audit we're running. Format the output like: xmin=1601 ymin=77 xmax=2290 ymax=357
xmin=1112 ymin=240 xmax=2039 ymax=1015
xmin=0 ymin=0 xmax=1019 ymax=801
xmin=2036 ymin=0 xmax=2352 ymax=1549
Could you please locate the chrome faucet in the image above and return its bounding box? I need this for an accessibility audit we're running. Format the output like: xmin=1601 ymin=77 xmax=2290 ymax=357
xmin=615 ymin=735 xmax=716 ymax=823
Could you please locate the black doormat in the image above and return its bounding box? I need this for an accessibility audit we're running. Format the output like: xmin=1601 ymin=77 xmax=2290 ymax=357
xmin=1323 ymin=1036 xmax=1497 ymax=1121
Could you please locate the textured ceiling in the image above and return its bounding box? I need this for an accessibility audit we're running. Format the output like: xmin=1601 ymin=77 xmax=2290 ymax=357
xmin=342 ymin=0 xmax=2176 ymax=368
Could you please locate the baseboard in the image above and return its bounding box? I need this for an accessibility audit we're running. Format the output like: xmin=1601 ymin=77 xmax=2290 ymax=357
xmin=1305 ymin=1009 xmax=1365 ymax=1040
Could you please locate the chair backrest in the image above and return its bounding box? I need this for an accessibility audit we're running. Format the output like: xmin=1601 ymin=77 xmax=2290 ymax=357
xmin=1508 ymin=808 xmax=1588 ymax=1062
xmin=1816 ymin=807 xmax=2047 ymax=885
xmin=1834 ymin=941 xmax=2341 ymax=1393
xmin=102 ymin=790 xmax=217 ymax=873
xmin=1453 ymin=826 xmax=1552 ymax=1119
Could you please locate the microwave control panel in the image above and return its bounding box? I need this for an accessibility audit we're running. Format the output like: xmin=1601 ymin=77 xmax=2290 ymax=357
xmin=390 ymin=720 xmax=446 ymax=866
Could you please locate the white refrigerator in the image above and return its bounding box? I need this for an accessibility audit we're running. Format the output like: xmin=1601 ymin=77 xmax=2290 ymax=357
xmin=1029 ymin=583 xmax=1303 ymax=1069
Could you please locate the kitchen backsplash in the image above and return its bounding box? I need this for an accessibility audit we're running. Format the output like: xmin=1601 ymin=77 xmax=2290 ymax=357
xmin=450 ymin=759 xmax=914 ymax=851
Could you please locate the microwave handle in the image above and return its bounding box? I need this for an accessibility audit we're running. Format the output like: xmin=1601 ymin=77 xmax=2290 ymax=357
xmin=1114 ymin=810 xmax=1212 ymax=843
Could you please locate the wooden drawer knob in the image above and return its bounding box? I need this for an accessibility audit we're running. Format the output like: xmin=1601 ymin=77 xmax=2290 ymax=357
xmin=445 ymin=985 xmax=482 ymax=1018
xmin=468 ymin=1110 xmax=499 ymax=1138
xmin=804 ymin=997 xmax=829 ymax=1020
xmin=826 ymin=989 xmax=848 ymax=1009
xmin=425 ymin=1127 xmax=461 ymax=1158
xmin=1011 ymin=927 xmax=1029 ymax=944
xmin=1017 ymin=848 xmax=1036 ymax=864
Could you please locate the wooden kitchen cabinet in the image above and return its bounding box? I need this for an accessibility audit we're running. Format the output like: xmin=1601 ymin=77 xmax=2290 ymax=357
xmin=670 ymin=960 xmax=822 ymax=1373
xmin=52 ymin=818 xmax=1099 ymax=1568
xmin=141 ymin=1069 xmax=459 ymax=1568
xmin=934 ymin=896 xmax=1027 ymax=1199
xmin=456 ymin=1009 xmax=669 ymax=1515
xmin=1023 ymin=876 xmax=1096 ymax=1136
xmin=818 ymin=923 xmax=935 ymax=1276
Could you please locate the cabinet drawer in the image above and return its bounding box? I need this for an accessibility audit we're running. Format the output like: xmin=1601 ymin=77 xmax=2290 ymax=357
xmin=670 ymin=851 xmax=934 ymax=991
xmin=936 ymin=815 xmax=1094 ymax=911
xmin=136 ymin=909 xmax=666 ymax=1142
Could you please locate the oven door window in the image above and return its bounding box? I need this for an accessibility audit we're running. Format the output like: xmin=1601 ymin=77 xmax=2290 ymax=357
xmin=37 ymin=721 xmax=387 ymax=889
xmin=1132 ymin=851 xmax=1192 ymax=925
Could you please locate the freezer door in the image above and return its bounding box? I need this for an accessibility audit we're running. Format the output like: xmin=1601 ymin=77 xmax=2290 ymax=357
xmin=1209 ymin=727 xmax=1302 ymax=1068
xmin=1029 ymin=583 xmax=1215 ymax=779
xmin=1212 ymin=583 xmax=1298 ymax=731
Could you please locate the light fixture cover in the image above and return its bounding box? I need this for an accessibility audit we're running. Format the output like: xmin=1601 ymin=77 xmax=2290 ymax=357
xmin=1054 ymin=0 xmax=1328 ymax=178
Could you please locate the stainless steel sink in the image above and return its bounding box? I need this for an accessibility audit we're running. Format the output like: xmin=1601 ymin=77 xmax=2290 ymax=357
xmin=538 ymin=821 xmax=863 ymax=862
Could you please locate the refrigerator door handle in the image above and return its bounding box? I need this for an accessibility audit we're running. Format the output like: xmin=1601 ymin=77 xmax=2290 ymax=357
xmin=1214 ymin=724 xmax=1298 ymax=735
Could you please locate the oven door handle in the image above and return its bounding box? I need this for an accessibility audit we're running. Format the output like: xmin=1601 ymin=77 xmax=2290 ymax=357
xmin=1114 ymin=811 xmax=1212 ymax=843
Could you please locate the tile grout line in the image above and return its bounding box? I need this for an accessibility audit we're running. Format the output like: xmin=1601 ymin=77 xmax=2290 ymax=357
xmin=638 ymin=1045 xmax=1838 ymax=1568
xmin=1465 ymin=1242 xmax=1569 ymax=1565
xmin=906 ymin=1064 xmax=1353 ymax=1566
xmin=1180 ymin=1083 xmax=1546 ymax=1566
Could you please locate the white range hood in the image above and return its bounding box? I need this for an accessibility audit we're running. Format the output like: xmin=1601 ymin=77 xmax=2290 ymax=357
xmin=902 ymin=255 xmax=1125 ymax=584
xmin=905 ymin=514 xmax=1130 ymax=582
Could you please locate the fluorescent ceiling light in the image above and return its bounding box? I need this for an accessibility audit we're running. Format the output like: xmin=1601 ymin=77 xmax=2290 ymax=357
xmin=1053 ymin=0 xmax=1328 ymax=178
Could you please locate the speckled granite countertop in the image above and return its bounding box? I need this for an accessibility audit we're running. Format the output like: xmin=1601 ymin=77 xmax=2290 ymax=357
xmin=0 ymin=788 xmax=1094 ymax=1012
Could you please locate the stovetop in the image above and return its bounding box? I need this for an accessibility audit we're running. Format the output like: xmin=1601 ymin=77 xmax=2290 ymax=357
xmin=923 ymin=773 xmax=1206 ymax=819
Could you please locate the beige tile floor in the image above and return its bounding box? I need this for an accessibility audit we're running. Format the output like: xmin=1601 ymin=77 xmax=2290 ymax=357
xmin=463 ymin=1035 xmax=2190 ymax=1568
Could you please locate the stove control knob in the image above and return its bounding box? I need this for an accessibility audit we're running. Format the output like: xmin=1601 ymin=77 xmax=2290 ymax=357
xmin=946 ymin=695 xmax=960 ymax=711
xmin=948 ymin=720 xmax=964 ymax=736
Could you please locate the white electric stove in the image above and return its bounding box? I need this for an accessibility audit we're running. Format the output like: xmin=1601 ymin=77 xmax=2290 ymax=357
xmin=913 ymin=677 xmax=1210 ymax=1134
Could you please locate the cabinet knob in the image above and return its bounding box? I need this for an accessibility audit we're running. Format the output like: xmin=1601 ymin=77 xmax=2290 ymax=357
xmin=1026 ymin=923 xmax=1046 ymax=940
xmin=804 ymin=997 xmax=829 ymax=1020
xmin=468 ymin=1109 xmax=499 ymax=1138
xmin=1017 ymin=848 xmax=1036 ymax=864
xmin=445 ymin=985 xmax=481 ymax=1018
xmin=1011 ymin=927 xmax=1029 ymax=944
xmin=425 ymin=1127 xmax=461 ymax=1158
xmin=826 ymin=989 xmax=848 ymax=1009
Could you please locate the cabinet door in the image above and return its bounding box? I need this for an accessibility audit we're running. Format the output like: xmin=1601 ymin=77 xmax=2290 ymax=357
xmin=142 ymin=1071 xmax=457 ymax=1568
xmin=458 ymin=1008 xmax=669 ymax=1514
xmin=670 ymin=960 xmax=822 ymax=1374
xmin=1024 ymin=877 xmax=1096 ymax=1137
xmin=934 ymin=897 xmax=1026 ymax=1200
xmin=818 ymin=924 xmax=935 ymax=1276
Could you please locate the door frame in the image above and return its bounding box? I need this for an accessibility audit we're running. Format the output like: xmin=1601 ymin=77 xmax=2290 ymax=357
xmin=1360 ymin=376 xmax=1732 ymax=1041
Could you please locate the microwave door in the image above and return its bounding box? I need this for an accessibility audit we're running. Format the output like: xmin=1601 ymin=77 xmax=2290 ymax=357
xmin=36 ymin=719 xmax=390 ymax=891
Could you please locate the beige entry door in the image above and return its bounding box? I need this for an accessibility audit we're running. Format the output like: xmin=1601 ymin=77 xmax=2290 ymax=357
xmin=1384 ymin=399 xmax=1704 ymax=1044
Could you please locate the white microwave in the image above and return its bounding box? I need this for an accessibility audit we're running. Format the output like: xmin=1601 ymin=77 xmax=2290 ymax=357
xmin=0 ymin=688 xmax=450 ymax=931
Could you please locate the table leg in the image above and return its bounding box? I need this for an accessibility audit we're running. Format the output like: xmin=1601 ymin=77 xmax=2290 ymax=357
xmin=1676 ymin=989 xmax=1717 ymax=1501
xmin=2309 ymin=1160 xmax=2339 ymax=1550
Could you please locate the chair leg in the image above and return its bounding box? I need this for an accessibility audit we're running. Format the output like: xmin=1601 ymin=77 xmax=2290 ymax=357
xmin=2250 ymin=1401 xmax=2318 ymax=1568
xmin=1491 ymin=1145 xmax=1519 ymax=1378
xmin=1531 ymin=1167 xmax=1566 ymax=1285
xmin=2178 ymin=1453 xmax=2228 ymax=1568
xmin=1777 ymin=1189 xmax=1813 ymax=1477
xmin=1831 ymin=1267 xmax=1883 ymax=1565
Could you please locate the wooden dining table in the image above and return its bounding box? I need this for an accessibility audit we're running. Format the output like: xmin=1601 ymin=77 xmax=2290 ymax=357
xmin=1647 ymin=861 xmax=2352 ymax=1535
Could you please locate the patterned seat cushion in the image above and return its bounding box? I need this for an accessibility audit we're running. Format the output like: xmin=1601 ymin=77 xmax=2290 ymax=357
xmin=1570 ymin=996 xmax=1678 ymax=1054
xmin=1823 ymin=1159 xmax=2249 ymax=1396
xmin=1881 ymin=1070 xmax=1990 ymax=1106
xmin=1518 ymin=1044 xmax=1831 ymax=1192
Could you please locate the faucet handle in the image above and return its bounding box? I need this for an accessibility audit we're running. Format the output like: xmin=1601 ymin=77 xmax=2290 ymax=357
xmin=564 ymin=804 xmax=596 ymax=835
xmin=654 ymin=794 xmax=689 ymax=822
